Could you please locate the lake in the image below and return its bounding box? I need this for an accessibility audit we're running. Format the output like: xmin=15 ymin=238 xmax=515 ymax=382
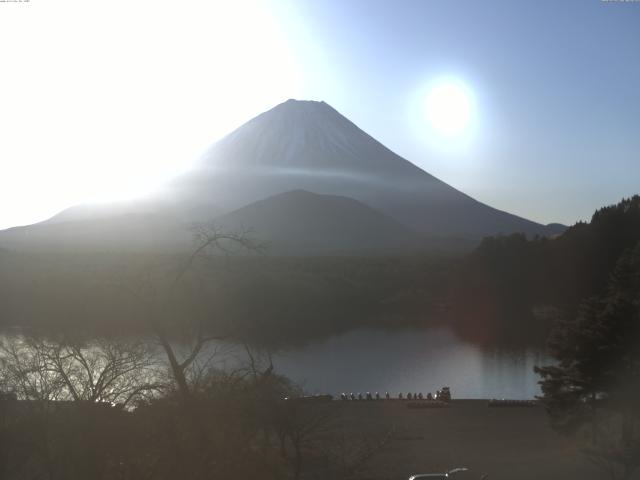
xmin=213 ymin=327 xmax=551 ymax=400
xmin=1 ymin=327 xmax=551 ymax=400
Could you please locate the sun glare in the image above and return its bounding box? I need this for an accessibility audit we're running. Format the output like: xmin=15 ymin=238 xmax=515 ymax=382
xmin=0 ymin=0 xmax=301 ymax=228
xmin=425 ymin=80 xmax=473 ymax=136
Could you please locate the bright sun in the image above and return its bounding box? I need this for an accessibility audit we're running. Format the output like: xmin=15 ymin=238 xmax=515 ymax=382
xmin=425 ymin=79 xmax=473 ymax=136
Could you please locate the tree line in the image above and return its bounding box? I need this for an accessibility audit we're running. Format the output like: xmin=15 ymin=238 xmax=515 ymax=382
xmin=450 ymin=195 xmax=640 ymax=478
xmin=536 ymin=239 xmax=640 ymax=480
xmin=451 ymin=195 xmax=640 ymax=345
xmin=0 ymin=246 xmax=455 ymax=347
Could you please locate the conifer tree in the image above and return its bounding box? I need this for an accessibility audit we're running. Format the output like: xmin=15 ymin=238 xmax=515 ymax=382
xmin=536 ymin=242 xmax=640 ymax=480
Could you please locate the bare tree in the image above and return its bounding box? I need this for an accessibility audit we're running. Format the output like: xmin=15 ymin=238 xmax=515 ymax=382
xmin=0 ymin=333 xmax=164 ymax=480
xmin=116 ymin=222 xmax=263 ymax=401
xmin=0 ymin=334 xmax=162 ymax=409
xmin=107 ymin=224 xmax=264 ymax=480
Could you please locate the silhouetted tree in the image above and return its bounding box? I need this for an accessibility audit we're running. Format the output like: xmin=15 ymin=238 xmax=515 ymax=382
xmin=0 ymin=334 xmax=162 ymax=480
xmin=0 ymin=334 xmax=161 ymax=407
xmin=536 ymin=242 xmax=640 ymax=480
xmin=114 ymin=223 xmax=266 ymax=480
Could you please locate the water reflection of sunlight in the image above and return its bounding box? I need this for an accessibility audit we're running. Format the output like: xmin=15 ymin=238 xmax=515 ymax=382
xmin=264 ymin=328 xmax=550 ymax=399
xmin=0 ymin=329 xmax=550 ymax=399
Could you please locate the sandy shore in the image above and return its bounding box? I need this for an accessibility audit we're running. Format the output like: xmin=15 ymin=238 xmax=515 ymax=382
xmin=327 ymin=400 xmax=608 ymax=480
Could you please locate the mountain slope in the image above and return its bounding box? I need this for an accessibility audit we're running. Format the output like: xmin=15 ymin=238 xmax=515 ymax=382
xmin=213 ymin=189 xmax=427 ymax=255
xmin=0 ymin=213 xmax=192 ymax=252
xmin=173 ymin=99 xmax=563 ymax=239
xmin=0 ymin=99 xmax=564 ymax=254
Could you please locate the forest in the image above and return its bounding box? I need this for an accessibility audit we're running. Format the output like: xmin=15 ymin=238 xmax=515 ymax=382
xmin=1 ymin=196 xmax=639 ymax=347
xmin=451 ymin=195 xmax=640 ymax=345
xmin=0 ymin=248 xmax=455 ymax=346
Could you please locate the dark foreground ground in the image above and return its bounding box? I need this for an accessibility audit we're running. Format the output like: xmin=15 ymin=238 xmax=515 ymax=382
xmin=328 ymin=400 xmax=611 ymax=480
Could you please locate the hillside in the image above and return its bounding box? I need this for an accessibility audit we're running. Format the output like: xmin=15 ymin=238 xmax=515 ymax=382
xmin=0 ymin=213 xmax=192 ymax=253
xmin=213 ymin=189 xmax=427 ymax=255
xmin=451 ymin=195 xmax=640 ymax=344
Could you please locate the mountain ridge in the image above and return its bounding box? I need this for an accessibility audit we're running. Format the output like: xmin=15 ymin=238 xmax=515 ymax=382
xmin=213 ymin=189 xmax=428 ymax=255
xmin=173 ymin=99 xmax=563 ymax=239
xmin=0 ymin=99 xmax=565 ymax=253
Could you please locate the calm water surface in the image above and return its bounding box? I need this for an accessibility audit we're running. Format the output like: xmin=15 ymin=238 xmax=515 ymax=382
xmin=2 ymin=327 xmax=551 ymax=400
xmin=216 ymin=327 xmax=551 ymax=400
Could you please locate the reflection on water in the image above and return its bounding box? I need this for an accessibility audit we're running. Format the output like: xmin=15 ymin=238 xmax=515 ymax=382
xmin=264 ymin=328 xmax=550 ymax=400
xmin=0 ymin=327 xmax=551 ymax=400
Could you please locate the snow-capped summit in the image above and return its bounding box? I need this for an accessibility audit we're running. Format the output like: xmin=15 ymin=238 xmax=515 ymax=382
xmin=202 ymin=98 xmax=421 ymax=174
xmin=176 ymin=99 xmax=560 ymax=239
xmin=0 ymin=99 xmax=564 ymax=253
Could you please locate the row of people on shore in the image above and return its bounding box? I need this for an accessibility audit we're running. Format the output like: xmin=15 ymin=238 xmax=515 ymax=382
xmin=340 ymin=387 xmax=451 ymax=402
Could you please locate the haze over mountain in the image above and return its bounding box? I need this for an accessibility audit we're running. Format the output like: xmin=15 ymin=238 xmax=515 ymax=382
xmin=0 ymin=213 xmax=190 ymax=253
xmin=0 ymin=99 xmax=564 ymax=254
xmin=174 ymin=99 xmax=563 ymax=238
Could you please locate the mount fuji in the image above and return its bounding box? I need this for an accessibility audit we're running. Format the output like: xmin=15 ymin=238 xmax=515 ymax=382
xmin=0 ymin=99 xmax=564 ymax=254
xmin=173 ymin=99 xmax=563 ymax=237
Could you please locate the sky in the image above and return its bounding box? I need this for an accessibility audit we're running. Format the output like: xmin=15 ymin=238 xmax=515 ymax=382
xmin=0 ymin=0 xmax=638 ymax=229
